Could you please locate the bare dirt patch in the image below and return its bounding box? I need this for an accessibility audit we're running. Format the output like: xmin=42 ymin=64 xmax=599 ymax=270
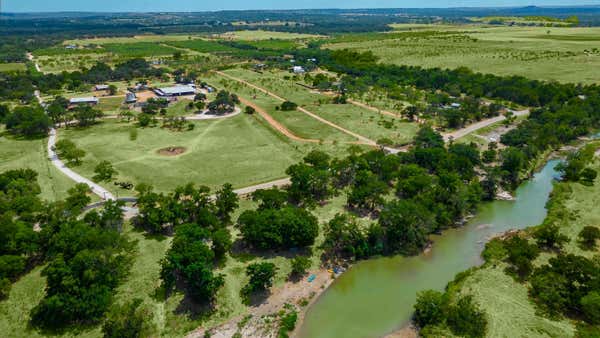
xmin=136 ymin=90 xmax=157 ymax=102
xmin=157 ymin=146 xmax=187 ymax=156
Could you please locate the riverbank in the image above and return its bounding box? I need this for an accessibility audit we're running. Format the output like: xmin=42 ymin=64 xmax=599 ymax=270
xmin=187 ymin=269 xmax=334 ymax=338
xmin=297 ymin=159 xmax=561 ymax=338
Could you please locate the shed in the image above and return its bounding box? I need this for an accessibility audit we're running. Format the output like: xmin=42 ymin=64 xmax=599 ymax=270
xmin=154 ymin=85 xmax=196 ymax=97
xmin=69 ymin=97 xmax=99 ymax=105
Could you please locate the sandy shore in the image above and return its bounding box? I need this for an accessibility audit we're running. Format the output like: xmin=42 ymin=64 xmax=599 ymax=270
xmin=186 ymin=269 xmax=334 ymax=338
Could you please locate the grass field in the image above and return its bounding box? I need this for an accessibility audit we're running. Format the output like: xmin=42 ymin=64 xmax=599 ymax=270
xmin=0 ymin=132 xmax=75 ymax=201
xmin=58 ymin=114 xmax=347 ymax=196
xmin=36 ymin=53 xmax=113 ymax=73
xmin=0 ymin=63 xmax=27 ymax=72
xmin=325 ymin=25 xmax=600 ymax=84
xmin=102 ymin=42 xmax=180 ymax=58
xmin=217 ymin=68 xmax=418 ymax=144
xmin=204 ymin=71 xmax=356 ymax=143
xmin=213 ymin=30 xmax=324 ymax=40
xmin=63 ymin=34 xmax=207 ymax=46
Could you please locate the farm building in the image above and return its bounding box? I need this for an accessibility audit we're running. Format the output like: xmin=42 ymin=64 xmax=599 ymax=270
xmin=69 ymin=97 xmax=99 ymax=105
xmin=154 ymin=85 xmax=196 ymax=97
xmin=292 ymin=66 xmax=306 ymax=74
xmin=125 ymin=92 xmax=137 ymax=104
xmin=94 ymin=84 xmax=109 ymax=91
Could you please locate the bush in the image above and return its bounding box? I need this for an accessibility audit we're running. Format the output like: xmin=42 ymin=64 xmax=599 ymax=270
xmin=280 ymin=101 xmax=298 ymax=111
xmin=102 ymin=299 xmax=149 ymax=338
xmin=290 ymin=256 xmax=311 ymax=277
xmin=413 ymin=290 xmax=446 ymax=328
xmin=578 ymin=226 xmax=600 ymax=250
xmin=533 ymin=224 xmax=569 ymax=251
xmin=241 ymin=262 xmax=277 ymax=301
xmin=447 ymin=296 xmax=488 ymax=338
xmin=581 ymin=292 xmax=600 ymax=325
xmin=94 ymin=161 xmax=118 ymax=182
xmin=0 ymin=277 xmax=11 ymax=299
xmin=245 ymin=106 xmax=256 ymax=114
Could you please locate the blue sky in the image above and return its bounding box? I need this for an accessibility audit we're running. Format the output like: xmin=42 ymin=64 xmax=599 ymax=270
xmin=3 ymin=0 xmax=600 ymax=12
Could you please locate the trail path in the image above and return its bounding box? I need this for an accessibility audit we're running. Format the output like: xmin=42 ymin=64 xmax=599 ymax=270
xmin=215 ymin=71 xmax=377 ymax=146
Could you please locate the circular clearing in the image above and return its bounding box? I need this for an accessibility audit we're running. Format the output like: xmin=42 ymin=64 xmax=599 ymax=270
xmin=157 ymin=146 xmax=187 ymax=156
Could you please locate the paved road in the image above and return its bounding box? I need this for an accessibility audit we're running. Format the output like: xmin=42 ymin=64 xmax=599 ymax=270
xmin=48 ymin=128 xmax=116 ymax=201
xmin=443 ymin=109 xmax=530 ymax=142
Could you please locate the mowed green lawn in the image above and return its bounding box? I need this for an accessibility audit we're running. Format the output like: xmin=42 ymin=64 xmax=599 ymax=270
xmin=0 ymin=133 xmax=74 ymax=201
xmin=325 ymin=25 xmax=600 ymax=84
xmin=59 ymin=114 xmax=305 ymax=195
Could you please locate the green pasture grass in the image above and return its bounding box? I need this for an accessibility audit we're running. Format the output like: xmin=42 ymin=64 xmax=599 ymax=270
xmin=165 ymin=40 xmax=239 ymax=54
xmin=36 ymin=53 xmax=112 ymax=73
xmin=0 ymin=63 xmax=27 ymax=72
xmin=204 ymin=72 xmax=355 ymax=143
xmin=325 ymin=25 xmax=600 ymax=84
xmin=97 ymin=96 xmax=127 ymax=113
xmin=0 ymin=132 xmax=74 ymax=201
xmin=33 ymin=47 xmax=104 ymax=57
xmin=59 ymin=115 xmax=305 ymax=195
xmin=306 ymin=103 xmax=418 ymax=145
xmin=243 ymin=39 xmax=299 ymax=50
xmin=102 ymin=42 xmax=180 ymax=58
xmin=63 ymin=34 xmax=207 ymax=46
xmin=458 ymin=264 xmax=576 ymax=338
xmin=215 ymin=30 xmax=324 ymax=40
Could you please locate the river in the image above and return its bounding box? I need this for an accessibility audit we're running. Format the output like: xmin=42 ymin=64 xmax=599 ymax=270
xmin=298 ymin=159 xmax=562 ymax=338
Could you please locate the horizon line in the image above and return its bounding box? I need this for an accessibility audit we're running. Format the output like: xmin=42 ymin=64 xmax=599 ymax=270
xmin=3 ymin=4 xmax=600 ymax=14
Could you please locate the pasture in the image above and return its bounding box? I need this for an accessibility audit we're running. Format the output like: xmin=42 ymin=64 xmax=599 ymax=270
xmin=0 ymin=132 xmax=75 ymax=201
xmin=58 ymin=114 xmax=338 ymax=196
xmin=63 ymin=34 xmax=207 ymax=46
xmin=204 ymin=71 xmax=356 ymax=143
xmin=213 ymin=30 xmax=324 ymax=40
xmin=325 ymin=25 xmax=600 ymax=84
xmin=102 ymin=42 xmax=180 ymax=58
xmin=0 ymin=63 xmax=26 ymax=72
xmin=217 ymin=68 xmax=418 ymax=144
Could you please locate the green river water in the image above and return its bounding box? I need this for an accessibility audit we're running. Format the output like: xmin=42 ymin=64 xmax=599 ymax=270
xmin=298 ymin=159 xmax=562 ymax=338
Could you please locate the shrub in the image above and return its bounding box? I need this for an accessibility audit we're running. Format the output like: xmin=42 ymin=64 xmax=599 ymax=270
xmin=447 ymin=296 xmax=488 ymax=338
xmin=578 ymin=226 xmax=600 ymax=250
xmin=102 ymin=299 xmax=149 ymax=338
xmin=290 ymin=256 xmax=311 ymax=277
xmin=280 ymin=101 xmax=298 ymax=111
xmin=581 ymin=292 xmax=600 ymax=325
xmin=413 ymin=290 xmax=446 ymax=328
xmin=241 ymin=262 xmax=277 ymax=302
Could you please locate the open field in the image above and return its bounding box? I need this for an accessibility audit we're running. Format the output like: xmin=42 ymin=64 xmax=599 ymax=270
xmin=213 ymin=30 xmax=324 ymax=40
xmin=102 ymin=42 xmax=180 ymax=58
xmin=63 ymin=34 xmax=208 ymax=46
xmin=58 ymin=114 xmax=348 ymax=196
xmin=204 ymin=71 xmax=356 ymax=143
xmin=0 ymin=132 xmax=75 ymax=201
xmin=36 ymin=53 xmax=113 ymax=73
xmin=325 ymin=25 xmax=600 ymax=84
xmin=0 ymin=63 xmax=27 ymax=72
xmin=306 ymin=103 xmax=418 ymax=145
xmin=218 ymin=68 xmax=418 ymax=144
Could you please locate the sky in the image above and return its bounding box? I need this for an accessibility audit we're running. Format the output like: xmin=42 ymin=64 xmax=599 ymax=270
xmin=3 ymin=0 xmax=600 ymax=12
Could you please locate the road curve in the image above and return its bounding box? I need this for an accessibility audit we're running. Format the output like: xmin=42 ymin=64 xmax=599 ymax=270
xmin=443 ymin=109 xmax=530 ymax=142
xmin=48 ymin=128 xmax=116 ymax=201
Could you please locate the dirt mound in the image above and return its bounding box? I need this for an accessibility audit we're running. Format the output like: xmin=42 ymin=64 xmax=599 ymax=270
xmin=157 ymin=146 xmax=186 ymax=156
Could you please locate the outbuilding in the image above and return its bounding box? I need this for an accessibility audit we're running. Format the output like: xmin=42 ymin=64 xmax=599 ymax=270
xmin=125 ymin=92 xmax=137 ymax=104
xmin=69 ymin=97 xmax=99 ymax=105
xmin=292 ymin=66 xmax=306 ymax=74
xmin=153 ymin=85 xmax=196 ymax=97
xmin=94 ymin=84 xmax=109 ymax=91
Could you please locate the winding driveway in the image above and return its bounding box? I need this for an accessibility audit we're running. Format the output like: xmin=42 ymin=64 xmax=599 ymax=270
xmin=48 ymin=128 xmax=116 ymax=201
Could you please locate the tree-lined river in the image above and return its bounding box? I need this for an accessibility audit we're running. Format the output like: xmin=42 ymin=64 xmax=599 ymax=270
xmin=298 ymin=159 xmax=561 ymax=338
